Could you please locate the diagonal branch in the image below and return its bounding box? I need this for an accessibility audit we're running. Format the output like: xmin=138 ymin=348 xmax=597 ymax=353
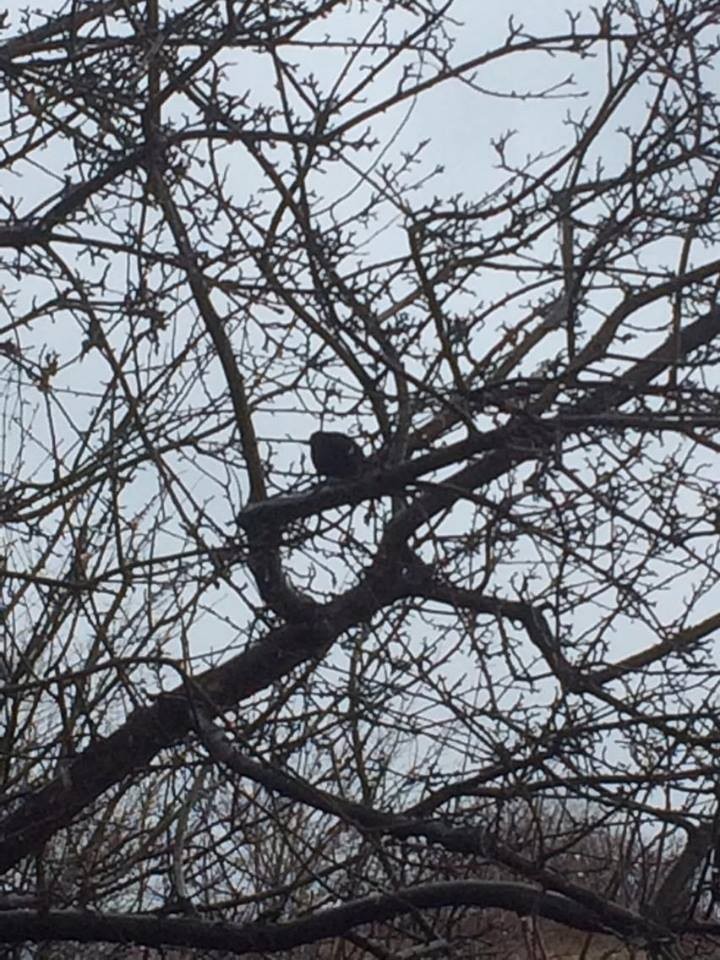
xmin=0 ymin=547 xmax=420 ymax=874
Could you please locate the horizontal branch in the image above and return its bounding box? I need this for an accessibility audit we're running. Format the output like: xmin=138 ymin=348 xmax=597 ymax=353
xmin=0 ymin=880 xmax=632 ymax=954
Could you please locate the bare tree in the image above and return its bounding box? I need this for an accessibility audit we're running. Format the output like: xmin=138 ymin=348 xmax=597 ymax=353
xmin=1 ymin=1 xmax=720 ymax=957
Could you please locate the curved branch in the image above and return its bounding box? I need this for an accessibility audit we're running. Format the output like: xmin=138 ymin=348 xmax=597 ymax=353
xmin=192 ymin=711 xmax=663 ymax=941
xmin=0 ymin=881 xmax=639 ymax=954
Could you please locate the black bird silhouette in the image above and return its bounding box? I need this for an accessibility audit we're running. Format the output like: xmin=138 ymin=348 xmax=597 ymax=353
xmin=310 ymin=431 xmax=366 ymax=479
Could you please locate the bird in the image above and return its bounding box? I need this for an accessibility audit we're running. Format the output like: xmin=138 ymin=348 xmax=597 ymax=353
xmin=309 ymin=431 xmax=366 ymax=479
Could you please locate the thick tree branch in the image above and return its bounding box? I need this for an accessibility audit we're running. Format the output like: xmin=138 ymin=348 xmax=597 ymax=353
xmin=0 ymin=881 xmax=645 ymax=954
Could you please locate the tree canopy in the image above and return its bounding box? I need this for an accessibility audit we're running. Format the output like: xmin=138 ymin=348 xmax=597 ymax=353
xmin=1 ymin=1 xmax=720 ymax=957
